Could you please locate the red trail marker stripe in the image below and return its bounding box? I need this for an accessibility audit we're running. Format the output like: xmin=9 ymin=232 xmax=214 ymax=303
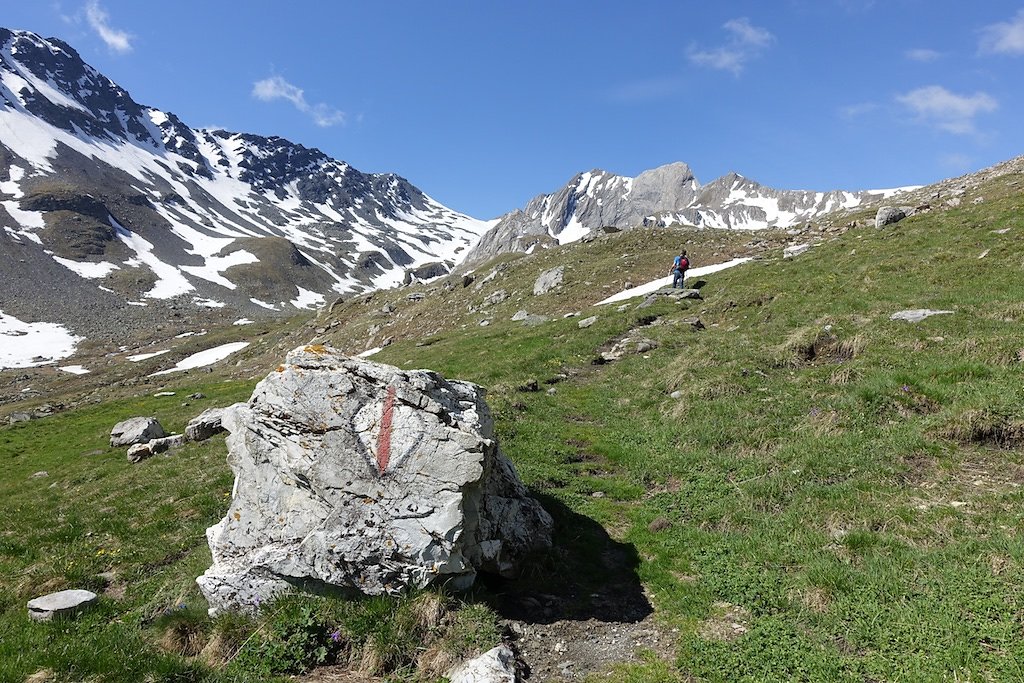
xmin=376 ymin=385 xmax=396 ymax=473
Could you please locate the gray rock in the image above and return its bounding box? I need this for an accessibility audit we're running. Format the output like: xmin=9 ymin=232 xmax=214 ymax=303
xmin=783 ymin=243 xmax=810 ymax=258
xmin=875 ymin=207 xmax=907 ymax=228
xmin=578 ymin=316 xmax=598 ymax=329
xmin=110 ymin=417 xmax=166 ymax=448
xmin=890 ymin=309 xmax=954 ymax=323
xmin=519 ymin=314 xmax=549 ymax=327
xmin=8 ymin=412 xmax=32 ymax=424
xmin=533 ymin=266 xmax=564 ymax=295
xmin=448 ymin=645 xmax=518 ymax=683
xmin=670 ymin=391 xmax=683 ymax=399
xmin=600 ymin=336 xmax=659 ymax=363
xmin=27 ymin=589 xmax=98 ymax=622
xmin=484 ymin=289 xmax=508 ymax=306
xmin=186 ymin=408 xmax=227 ymax=442
xmin=127 ymin=434 xmax=187 ymax=463
xmin=197 ymin=346 xmax=553 ymax=614
xmin=510 ymin=310 xmax=530 ymax=322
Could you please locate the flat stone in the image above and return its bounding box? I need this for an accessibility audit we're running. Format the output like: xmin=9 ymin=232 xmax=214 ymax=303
xmin=890 ymin=309 xmax=954 ymax=323
xmin=27 ymin=589 xmax=98 ymax=622
xmin=578 ymin=316 xmax=598 ymax=329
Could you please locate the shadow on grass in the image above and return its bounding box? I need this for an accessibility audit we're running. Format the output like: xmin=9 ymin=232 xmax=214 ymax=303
xmin=477 ymin=491 xmax=651 ymax=625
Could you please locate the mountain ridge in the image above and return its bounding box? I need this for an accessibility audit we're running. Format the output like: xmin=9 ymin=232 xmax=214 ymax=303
xmin=463 ymin=160 xmax=915 ymax=265
xmin=0 ymin=27 xmax=492 ymax=343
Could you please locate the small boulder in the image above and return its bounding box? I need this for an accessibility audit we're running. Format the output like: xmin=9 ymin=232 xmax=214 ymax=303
xmin=784 ymin=243 xmax=810 ymax=259
xmin=186 ymin=408 xmax=227 ymax=442
xmin=533 ymin=266 xmax=564 ymax=295
xmin=578 ymin=316 xmax=598 ymax=329
xmin=127 ymin=434 xmax=187 ymax=463
xmin=27 ymin=589 xmax=98 ymax=622
xmin=875 ymin=207 xmax=907 ymax=228
xmin=484 ymin=289 xmax=508 ymax=306
xmin=8 ymin=412 xmax=32 ymax=424
xmin=510 ymin=310 xmax=530 ymax=322
xmin=448 ymin=645 xmax=518 ymax=683
xmin=110 ymin=417 xmax=166 ymax=448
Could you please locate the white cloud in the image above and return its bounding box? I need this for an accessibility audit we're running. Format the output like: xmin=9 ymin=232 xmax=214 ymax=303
xmin=839 ymin=102 xmax=879 ymax=120
xmin=688 ymin=17 xmax=775 ymax=76
xmin=84 ymin=0 xmax=132 ymax=53
xmin=896 ymin=85 xmax=997 ymax=135
xmin=252 ymin=75 xmax=345 ymax=127
xmin=905 ymin=48 xmax=941 ymax=62
xmin=979 ymin=9 xmax=1024 ymax=55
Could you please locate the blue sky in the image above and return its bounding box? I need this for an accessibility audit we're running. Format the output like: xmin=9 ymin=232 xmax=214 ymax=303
xmin=5 ymin=1 xmax=1024 ymax=218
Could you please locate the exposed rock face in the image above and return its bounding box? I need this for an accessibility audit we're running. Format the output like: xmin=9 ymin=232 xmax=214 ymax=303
xmin=197 ymin=346 xmax=553 ymax=614
xmin=126 ymin=434 xmax=187 ymax=463
xmin=27 ymin=589 xmax=97 ymax=621
xmin=533 ymin=266 xmax=564 ymax=295
xmin=110 ymin=417 xmax=165 ymax=447
xmin=185 ymin=407 xmax=227 ymax=442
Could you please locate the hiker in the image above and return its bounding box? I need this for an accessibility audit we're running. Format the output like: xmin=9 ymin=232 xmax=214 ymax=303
xmin=670 ymin=249 xmax=689 ymax=288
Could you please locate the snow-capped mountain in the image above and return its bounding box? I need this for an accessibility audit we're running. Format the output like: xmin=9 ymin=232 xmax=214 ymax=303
xmin=0 ymin=28 xmax=493 ymax=335
xmin=464 ymin=162 xmax=912 ymax=264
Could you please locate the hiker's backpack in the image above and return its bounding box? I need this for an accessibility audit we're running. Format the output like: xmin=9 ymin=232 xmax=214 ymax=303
xmin=679 ymin=257 xmax=689 ymax=271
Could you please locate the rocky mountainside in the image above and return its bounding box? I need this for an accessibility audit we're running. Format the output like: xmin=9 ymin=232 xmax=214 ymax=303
xmin=464 ymin=162 xmax=914 ymax=265
xmin=0 ymin=28 xmax=492 ymax=341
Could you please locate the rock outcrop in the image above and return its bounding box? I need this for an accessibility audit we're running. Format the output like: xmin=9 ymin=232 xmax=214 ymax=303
xmin=126 ymin=434 xmax=187 ymax=463
xmin=197 ymin=346 xmax=553 ymax=614
xmin=185 ymin=408 xmax=227 ymax=442
xmin=533 ymin=266 xmax=564 ymax=295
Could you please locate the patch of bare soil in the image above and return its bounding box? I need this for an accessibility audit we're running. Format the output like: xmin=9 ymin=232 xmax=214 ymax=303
xmin=507 ymin=613 xmax=675 ymax=681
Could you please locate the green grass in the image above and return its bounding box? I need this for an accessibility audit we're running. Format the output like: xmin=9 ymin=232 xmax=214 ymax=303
xmin=2 ymin=169 xmax=1023 ymax=680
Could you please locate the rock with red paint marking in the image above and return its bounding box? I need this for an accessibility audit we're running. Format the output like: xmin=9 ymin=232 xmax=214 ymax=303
xmin=196 ymin=345 xmax=553 ymax=615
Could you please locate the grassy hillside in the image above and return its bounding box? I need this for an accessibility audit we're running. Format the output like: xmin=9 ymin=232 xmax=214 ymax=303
xmin=1 ymin=164 xmax=1022 ymax=681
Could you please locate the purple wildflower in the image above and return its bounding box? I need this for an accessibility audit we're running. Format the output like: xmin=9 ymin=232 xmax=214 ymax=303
xmin=330 ymin=629 xmax=342 ymax=643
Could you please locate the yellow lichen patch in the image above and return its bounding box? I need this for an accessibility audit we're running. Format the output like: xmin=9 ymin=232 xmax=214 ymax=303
xmin=275 ymin=365 xmax=287 ymax=373
xmin=304 ymin=344 xmax=329 ymax=355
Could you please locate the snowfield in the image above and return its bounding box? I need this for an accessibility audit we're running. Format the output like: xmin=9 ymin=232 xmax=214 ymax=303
xmin=595 ymin=257 xmax=754 ymax=306
xmin=0 ymin=309 xmax=83 ymax=369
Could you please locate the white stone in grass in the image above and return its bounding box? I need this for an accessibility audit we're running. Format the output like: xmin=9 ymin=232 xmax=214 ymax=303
xmin=889 ymin=309 xmax=954 ymax=323
xmin=27 ymin=589 xmax=98 ymax=621
xmin=783 ymin=243 xmax=810 ymax=259
xmin=448 ymin=645 xmax=517 ymax=683
xmin=577 ymin=315 xmax=598 ymax=329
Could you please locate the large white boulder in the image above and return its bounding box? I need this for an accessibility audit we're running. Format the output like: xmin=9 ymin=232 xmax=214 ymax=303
xmin=197 ymin=345 xmax=553 ymax=614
